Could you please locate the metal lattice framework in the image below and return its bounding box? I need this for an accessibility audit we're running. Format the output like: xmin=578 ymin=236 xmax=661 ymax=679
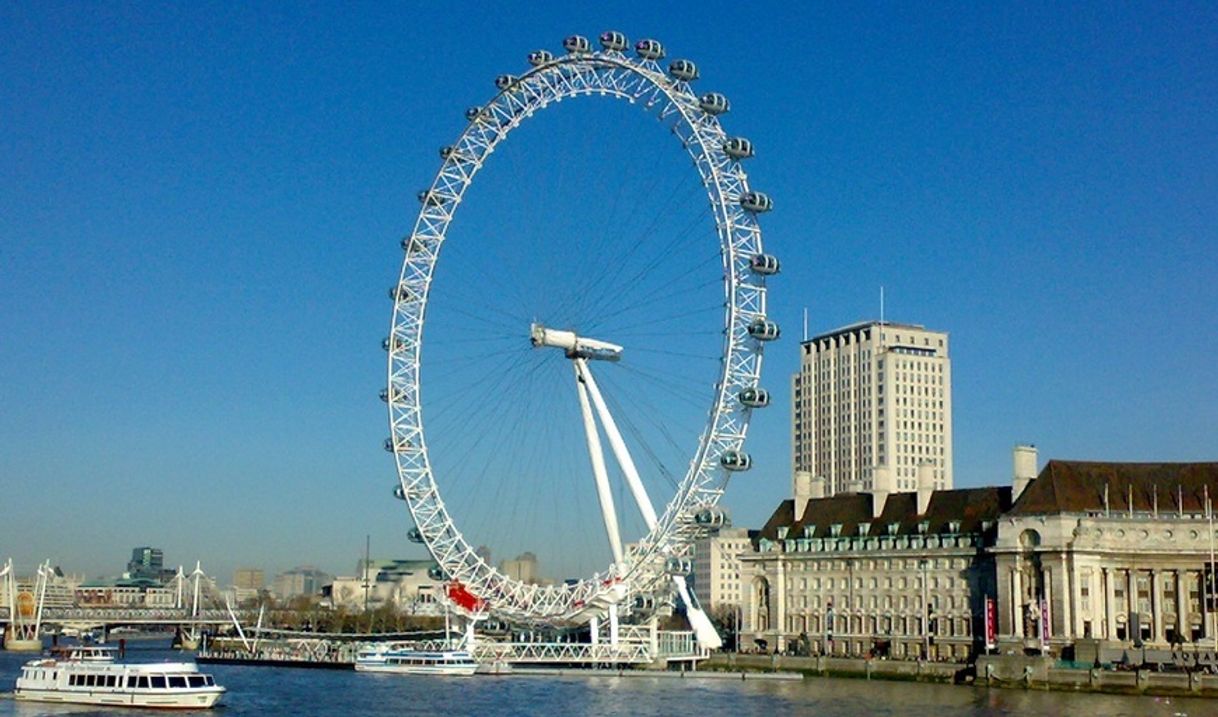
xmin=386 ymin=33 xmax=778 ymax=626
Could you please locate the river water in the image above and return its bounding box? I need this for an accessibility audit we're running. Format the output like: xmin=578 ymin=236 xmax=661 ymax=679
xmin=0 ymin=641 xmax=1208 ymax=716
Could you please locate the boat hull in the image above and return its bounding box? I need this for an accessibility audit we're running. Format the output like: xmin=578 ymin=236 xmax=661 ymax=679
xmin=14 ymin=687 xmax=224 ymax=709
xmin=355 ymin=663 xmax=477 ymax=676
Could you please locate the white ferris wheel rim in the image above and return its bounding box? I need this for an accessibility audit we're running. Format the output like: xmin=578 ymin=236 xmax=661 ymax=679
xmin=386 ymin=37 xmax=774 ymax=626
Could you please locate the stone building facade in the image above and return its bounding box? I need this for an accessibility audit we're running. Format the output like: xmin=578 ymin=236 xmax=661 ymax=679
xmin=692 ymin=527 xmax=750 ymax=617
xmin=994 ymin=461 xmax=1218 ymax=653
xmin=741 ymin=470 xmax=1011 ymax=660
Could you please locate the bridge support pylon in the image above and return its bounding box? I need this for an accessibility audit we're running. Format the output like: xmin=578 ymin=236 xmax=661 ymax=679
xmin=2 ymin=559 xmax=50 ymax=651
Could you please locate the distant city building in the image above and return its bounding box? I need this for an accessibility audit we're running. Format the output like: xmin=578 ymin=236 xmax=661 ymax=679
xmin=474 ymin=545 xmax=493 ymax=565
xmin=692 ymin=526 xmax=750 ymax=617
xmin=326 ymin=559 xmax=441 ymax=613
xmin=77 ymin=578 xmax=176 ymax=608
xmin=232 ymin=568 xmax=265 ymax=591
xmin=994 ymin=459 xmax=1218 ymax=652
xmin=272 ymin=566 xmax=333 ymax=601
xmin=792 ymin=321 xmax=952 ymax=497
xmin=501 ymin=552 xmax=540 ymax=584
xmin=126 ymin=546 xmax=172 ymax=582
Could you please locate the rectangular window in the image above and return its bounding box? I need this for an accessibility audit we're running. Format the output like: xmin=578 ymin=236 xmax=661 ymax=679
xmin=151 ymin=676 xmax=167 ymax=689
xmin=168 ymin=675 xmax=188 ymax=689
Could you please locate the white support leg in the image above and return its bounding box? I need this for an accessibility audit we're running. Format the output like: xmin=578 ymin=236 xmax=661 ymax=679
xmin=590 ymin=616 xmax=600 ymax=646
xmin=577 ymin=359 xmax=659 ymax=530
xmin=609 ymin=603 xmax=620 ymax=648
xmin=574 ymin=361 xmax=625 ymax=566
xmin=673 ymin=575 xmax=723 ymax=650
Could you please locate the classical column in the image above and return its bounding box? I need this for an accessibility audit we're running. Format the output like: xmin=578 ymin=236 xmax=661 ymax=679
xmin=1128 ymin=569 xmax=1136 ymax=642
xmin=1012 ymin=568 xmax=1024 ymax=638
xmin=1151 ymin=570 xmax=1164 ymax=644
xmin=1177 ymin=570 xmax=1188 ymax=642
xmin=1104 ymin=568 xmax=1117 ymax=639
xmin=1064 ymin=554 xmax=1077 ymax=639
xmin=775 ymin=559 xmax=787 ymax=651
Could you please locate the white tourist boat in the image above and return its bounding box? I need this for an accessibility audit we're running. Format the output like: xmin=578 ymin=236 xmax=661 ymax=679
xmin=13 ymin=645 xmax=225 ymax=709
xmin=355 ymin=643 xmax=479 ymax=676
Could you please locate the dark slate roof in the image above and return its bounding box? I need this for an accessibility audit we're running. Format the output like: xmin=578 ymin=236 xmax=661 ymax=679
xmin=753 ymin=486 xmax=1012 ymax=547
xmin=1010 ymin=460 xmax=1218 ymax=516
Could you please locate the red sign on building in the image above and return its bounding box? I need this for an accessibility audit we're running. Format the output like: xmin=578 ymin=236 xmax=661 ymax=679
xmin=984 ymin=597 xmax=996 ymax=650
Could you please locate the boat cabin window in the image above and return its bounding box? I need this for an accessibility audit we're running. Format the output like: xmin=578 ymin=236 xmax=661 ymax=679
xmin=168 ymin=675 xmax=188 ymax=688
xmin=86 ymin=675 xmax=97 ymax=687
xmin=138 ymin=675 xmax=150 ymax=688
xmin=151 ymin=675 xmax=167 ymax=689
xmin=127 ymin=675 xmax=138 ymax=688
xmin=205 ymin=675 xmax=215 ymax=686
xmin=188 ymin=675 xmax=207 ymax=687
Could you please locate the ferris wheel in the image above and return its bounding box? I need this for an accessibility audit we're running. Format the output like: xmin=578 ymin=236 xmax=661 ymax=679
xmin=383 ymin=31 xmax=780 ymax=638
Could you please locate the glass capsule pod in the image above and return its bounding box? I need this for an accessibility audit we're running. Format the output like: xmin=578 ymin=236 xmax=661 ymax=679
xmin=664 ymin=557 xmax=693 ymax=576
xmin=379 ymin=387 xmax=389 ymax=403
xmin=381 ymin=336 xmax=405 ymax=352
xmin=740 ymin=191 xmax=773 ymax=213
xmin=749 ymin=253 xmax=781 ymax=275
xmin=720 ymin=450 xmax=753 ymax=471
xmin=528 ymin=49 xmax=553 ymax=66
xmin=389 ymin=283 xmax=416 ymax=302
xmin=747 ymin=318 xmax=780 ymax=341
xmin=428 ymin=566 xmax=447 ymax=581
xmin=393 ymin=485 xmax=406 ymax=501
xmin=417 ymin=190 xmax=447 ymax=207
xmin=400 ymin=235 xmax=423 ymax=253
xmin=698 ymin=92 xmax=730 ymax=115
xmin=384 ymin=437 xmax=397 ymax=452
xmin=635 ymin=39 xmax=665 ymax=60
xmin=599 ymin=31 xmax=627 ymax=51
xmin=407 ymin=527 xmax=425 ymax=543
xmin=723 ymin=136 xmax=754 ymax=159
xmin=439 ymin=145 xmax=456 ymax=160
xmin=738 ymin=387 xmax=771 ymax=408
xmin=495 ymin=74 xmax=517 ymax=91
xmin=668 ymin=59 xmax=699 ymax=82
xmin=633 ymin=594 xmax=656 ymax=610
xmin=694 ymin=507 xmax=728 ymax=527
xmin=464 ymin=106 xmax=485 ymax=122
xmin=563 ymin=35 xmax=590 ymax=54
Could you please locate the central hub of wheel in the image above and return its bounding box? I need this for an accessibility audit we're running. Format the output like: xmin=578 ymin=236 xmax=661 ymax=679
xmin=530 ymin=323 xmax=623 ymax=362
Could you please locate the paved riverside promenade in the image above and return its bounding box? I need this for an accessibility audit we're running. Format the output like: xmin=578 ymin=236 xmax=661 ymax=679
xmin=703 ymin=652 xmax=1218 ymax=697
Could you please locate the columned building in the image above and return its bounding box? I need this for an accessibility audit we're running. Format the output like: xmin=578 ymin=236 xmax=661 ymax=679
xmin=792 ymin=321 xmax=952 ymax=497
xmin=994 ymin=460 xmax=1218 ymax=653
xmin=741 ymin=467 xmax=1010 ymax=659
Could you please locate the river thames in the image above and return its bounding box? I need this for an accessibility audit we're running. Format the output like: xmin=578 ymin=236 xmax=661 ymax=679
xmin=0 ymin=642 xmax=1208 ymax=716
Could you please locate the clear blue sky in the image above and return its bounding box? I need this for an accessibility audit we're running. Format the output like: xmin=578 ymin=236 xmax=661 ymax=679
xmin=1 ymin=2 xmax=1215 ymax=583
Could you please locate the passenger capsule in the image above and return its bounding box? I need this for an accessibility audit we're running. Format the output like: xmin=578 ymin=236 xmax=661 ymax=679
xmin=379 ymin=387 xmax=389 ymax=403
xmin=740 ymin=191 xmax=773 ymax=213
xmin=723 ymin=136 xmax=754 ymax=159
xmin=599 ymin=31 xmax=628 ymax=52
xmin=698 ymin=92 xmax=730 ymax=115
xmin=440 ymin=146 xmax=456 ymax=160
xmin=393 ymin=485 xmax=406 ymax=501
xmin=694 ymin=507 xmax=728 ymax=527
xmin=633 ymin=594 xmax=656 ymax=610
xmin=401 ymin=235 xmax=425 ymax=253
xmin=528 ymin=49 xmax=553 ymax=66
xmin=384 ymin=437 xmax=398 ymax=453
xmin=389 ymin=283 xmax=416 ymax=302
xmin=464 ymin=106 xmax=484 ymax=122
xmin=382 ymin=336 xmax=405 ymax=352
xmin=635 ymin=39 xmax=665 ymax=60
xmin=427 ymin=566 xmax=447 ymax=581
xmin=563 ymin=35 xmax=591 ymax=54
xmin=720 ymin=450 xmax=753 ymax=472
xmin=668 ymin=59 xmax=699 ymax=82
xmin=407 ymin=527 xmax=425 ymax=543
xmin=417 ymin=190 xmax=445 ymax=207
xmin=749 ymin=253 xmax=781 ymax=275
xmin=495 ymin=74 xmax=517 ymax=91
xmin=747 ymin=318 xmax=780 ymax=341
xmin=664 ymin=557 xmax=693 ymax=576
xmin=738 ymin=387 xmax=771 ymax=408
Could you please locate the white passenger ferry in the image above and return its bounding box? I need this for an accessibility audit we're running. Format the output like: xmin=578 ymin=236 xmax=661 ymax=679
xmin=355 ymin=644 xmax=478 ymax=676
xmin=13 ymin=645 xmax=225 ymax=709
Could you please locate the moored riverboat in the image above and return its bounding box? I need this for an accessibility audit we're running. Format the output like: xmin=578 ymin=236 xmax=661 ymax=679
xmin=13 ymin=645 xmax=225 ymax=709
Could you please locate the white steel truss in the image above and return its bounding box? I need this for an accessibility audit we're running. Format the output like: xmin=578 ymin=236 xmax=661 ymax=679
xmin=386 ymin=34 xmax=777 ymax=627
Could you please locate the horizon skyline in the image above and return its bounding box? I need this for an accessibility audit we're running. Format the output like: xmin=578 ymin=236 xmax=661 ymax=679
xmin=2 ymin=2 xmax=1215 ymax=581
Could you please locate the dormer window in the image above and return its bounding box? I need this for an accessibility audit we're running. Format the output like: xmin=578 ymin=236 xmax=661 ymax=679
xmin=888 ymin=523 xmax=900 ymax=536
xmin=777 ymin=526 xmax=789 ymax=540
xmin=918 ymin=520 xmax=929 ymax=535
xmin=803 ymin=525 xmax=816 ymax=538
xmin=948 ymin=520 xmax=961 ymax=534
xmin=830 ymin=524 xmax=843 ymax=538
xmin=859 ymin=522 xmax=871 ymax=537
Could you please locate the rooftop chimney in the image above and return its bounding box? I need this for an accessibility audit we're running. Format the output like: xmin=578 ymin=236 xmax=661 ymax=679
xmin=1013 ymin=444 xmax=1038 ymax=500
xmin=793 ymin=471 xmax=813 ymax=519
xmin=916 ymin=463 xmax=935 ymax=515
xmin=871 ymin=465 xmax=893 ymax=519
